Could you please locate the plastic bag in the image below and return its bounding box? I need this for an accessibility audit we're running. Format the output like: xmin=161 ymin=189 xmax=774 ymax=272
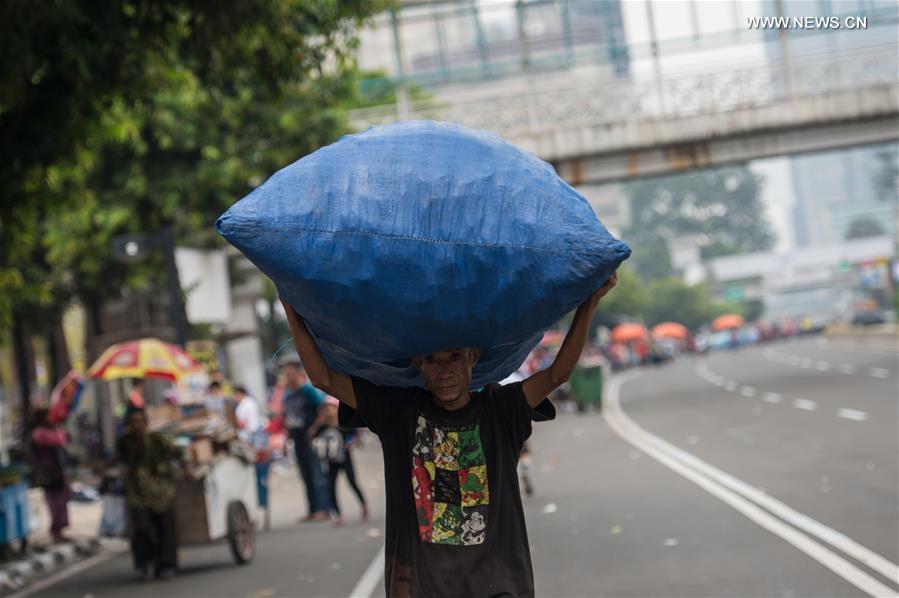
xmin=218 ymin=121 xmax=630 ymax=387
xmin=98 ymin=494 xmax=127 ymax=538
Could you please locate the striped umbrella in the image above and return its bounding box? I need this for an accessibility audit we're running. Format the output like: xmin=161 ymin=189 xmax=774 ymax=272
xmin=87 ymin=338 xmax=202 ymax=381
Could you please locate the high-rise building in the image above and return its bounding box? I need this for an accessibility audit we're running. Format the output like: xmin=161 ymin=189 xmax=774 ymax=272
xmin=762 ymin=0 xmax=898 ymax=248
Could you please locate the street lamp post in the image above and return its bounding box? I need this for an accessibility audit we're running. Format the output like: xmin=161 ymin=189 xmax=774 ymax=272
xmin=111 ymin=228 xmax=189 ymax=347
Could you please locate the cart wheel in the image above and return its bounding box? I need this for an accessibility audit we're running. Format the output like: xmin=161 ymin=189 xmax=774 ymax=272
xmin=227 ymin=501 xmax=255 ymax=564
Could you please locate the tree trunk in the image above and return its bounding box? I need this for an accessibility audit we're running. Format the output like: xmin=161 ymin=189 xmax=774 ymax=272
xmin=46 ymin=318 xmax=72 ymax=385
xmin=11 ymin=319 xmax=35 ymax=445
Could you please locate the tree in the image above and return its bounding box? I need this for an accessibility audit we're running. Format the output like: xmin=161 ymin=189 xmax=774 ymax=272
xmin=591 ymin=269 xmax=648 ymax=329
xmin=0 ymin=1 xmax=385 ymax=423
xmin=1 ymin=0 xmax=386 ymax=331
xmin=845 ymin=216 xmax=886 ymax=240
xmin=623 ymin=165 xmax=774 ymax=280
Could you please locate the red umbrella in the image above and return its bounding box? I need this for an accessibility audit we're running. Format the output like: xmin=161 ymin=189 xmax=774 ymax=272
xmin=651 ymin=322 xmax=689 ymax=340
xmin=711 ymin=313 xmax=745 ymax=332
xmin=611 ymin=323 xmax=648 ymax=343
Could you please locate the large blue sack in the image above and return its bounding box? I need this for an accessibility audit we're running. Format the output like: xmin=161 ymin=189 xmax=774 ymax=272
xmin=217 ymin=121 xmax=630 ymax=388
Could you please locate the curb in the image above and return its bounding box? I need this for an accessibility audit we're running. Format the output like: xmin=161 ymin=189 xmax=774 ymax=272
xmin=0 ymin=539 xmax=102 ymax=597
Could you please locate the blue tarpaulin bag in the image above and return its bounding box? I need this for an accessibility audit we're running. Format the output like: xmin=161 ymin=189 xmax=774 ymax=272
xmin=217 ymin=121 xmax=630 ymax=388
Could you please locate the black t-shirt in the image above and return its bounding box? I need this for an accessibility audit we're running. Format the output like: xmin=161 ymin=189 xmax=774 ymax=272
xmin=339 ymin=378 xmax=555 ymax=598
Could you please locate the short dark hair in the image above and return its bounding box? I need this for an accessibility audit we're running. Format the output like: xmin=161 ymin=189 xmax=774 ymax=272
xmin=234 ymin=386 xmax=248 ymax=395
xmin=126 ymin=405 xmax=146 ymax=421
xmin=209 ymin=381 xmax=222 ymax=391
xmin=132 ymin=378 xmax=144 ymax=387
xmin=29 ymin=407 xmax=50 ymax=429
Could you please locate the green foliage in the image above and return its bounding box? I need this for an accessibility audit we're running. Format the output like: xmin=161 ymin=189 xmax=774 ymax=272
xmin=347 ymin=70 xmax=433 ymax=109
xmin=595 ymin=269 xmax=647 ymax=320
xmin=623 ymin=165 xmax=774 ymax=281
xmin=0 ymin=0 xmax=387 ymax=329
xmin=628 ymin=239 xmax=673 ymax=282
xmin=597 ymin=269 xmax=763 ymax=332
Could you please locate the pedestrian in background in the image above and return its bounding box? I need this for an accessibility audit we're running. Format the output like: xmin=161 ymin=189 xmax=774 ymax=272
xmin=281 ymin=360 xmax=330 ymax=522
xmin=309 ymin=398 xmax=369 ymax=526
xmin=30 ymin=407 xmax=72 ymax=543
xmin=205 ymin=381 xmax=230 ymax=420
xmin=116 ymin=407 xmax=181 ymax=581
xmin=128 ymin=378 xmax=146 ymax=408
xmin=234 ymin=386 xmax=264 ymax=444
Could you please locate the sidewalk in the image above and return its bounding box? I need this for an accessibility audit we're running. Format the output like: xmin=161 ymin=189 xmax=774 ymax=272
xmin=0 ymin=490 xmax=121 ymax=597
xmin=0 ymin=440 xmax=385 ymax=597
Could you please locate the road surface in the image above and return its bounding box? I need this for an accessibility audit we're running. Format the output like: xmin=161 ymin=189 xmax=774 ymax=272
xmin=27 ymin=336 xmax=898 ymax=597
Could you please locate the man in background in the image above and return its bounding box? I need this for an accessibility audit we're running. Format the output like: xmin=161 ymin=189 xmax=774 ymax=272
xmin=281 ymin=360 xmax=330 ymax=522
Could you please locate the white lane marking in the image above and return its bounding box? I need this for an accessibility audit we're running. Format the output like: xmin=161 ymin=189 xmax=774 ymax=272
xmin=349 ymin=545 xmax=385 ymax=598
xmin=838 ymin=408 xmax=869 ymax=422
xmin=9 ymin=544 xmax=126 ymax=598
xmin=794 ymin=398 xmax=819 ymax=411
xmin=605 ymin=373 xmax=899 ymax=597
xmin=724 ymin=381 xmax=737 ymax=392
xmin=869 ymin=367 xmax=890 ymax=379
xmin=763 ymin=392 xmax=783 ymax=403
xmin=740 ymin=386 xmax=757 ymax=397
xmin=816 ymin=361 xmax=832 ymax=372
xmin=838 ymin=363 xmax=857 ymax=375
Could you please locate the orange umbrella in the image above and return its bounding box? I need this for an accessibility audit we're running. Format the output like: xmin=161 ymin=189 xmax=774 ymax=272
xmin=711 ymin=313 xmax=745 ymax=332
xmin=651 ymin=322 xmax=689 ymax=340
xmin=611 ymin=323 xmax=648 ymax=343
xmin=88 ymin=338 xmax=202 ymax=381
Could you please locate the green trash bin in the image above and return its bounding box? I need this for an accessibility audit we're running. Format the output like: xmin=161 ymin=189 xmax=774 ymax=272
xmin=569 ymin=364 xmax=604 ymax=411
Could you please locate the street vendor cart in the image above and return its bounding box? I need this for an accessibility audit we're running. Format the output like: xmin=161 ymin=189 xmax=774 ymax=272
xmin=175 ymin=454 xmax=257 ymax=565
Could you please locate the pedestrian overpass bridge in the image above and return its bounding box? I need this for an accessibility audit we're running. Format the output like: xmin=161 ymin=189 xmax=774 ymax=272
xmin=349 ymin=45 xmax=898 ymax=185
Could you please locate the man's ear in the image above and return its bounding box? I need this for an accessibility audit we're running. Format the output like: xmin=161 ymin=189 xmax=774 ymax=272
xmin=411 ymin=356 xmax=423 ymax=371
xmin=468 ymin=349 xmax=481 ymax=366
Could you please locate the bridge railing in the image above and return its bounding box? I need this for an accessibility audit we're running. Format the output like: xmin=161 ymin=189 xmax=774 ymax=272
xmin=348 ymin=45 xmax=898 ymax=142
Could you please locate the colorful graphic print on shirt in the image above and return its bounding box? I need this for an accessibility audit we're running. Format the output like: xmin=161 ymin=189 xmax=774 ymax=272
xmin=411 ymin=415 xmax=489 ymax=546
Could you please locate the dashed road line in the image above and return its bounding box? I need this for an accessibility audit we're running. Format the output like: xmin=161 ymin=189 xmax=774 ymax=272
xmin=607 ymin=373 xmax=899 ymax=598
xmin=793 ymin=398 xmax=818 ymax=411
xmin=837 ymin=408 xmax=869 ymax=422
xmin=696 ymin=364 xmax=870 ymax=424
xmin=765 ymin=347 xmax=895 ymax=380
xmin=869 ymin=367 xmax=890 ymax=379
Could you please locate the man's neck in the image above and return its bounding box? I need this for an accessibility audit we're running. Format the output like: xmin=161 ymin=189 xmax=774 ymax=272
xmin=432 ymin=392 xmax=471 ymax=411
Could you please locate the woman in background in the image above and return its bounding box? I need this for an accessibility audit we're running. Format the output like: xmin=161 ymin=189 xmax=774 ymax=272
xmin=30 ymin=407 xmax=72 ymax=543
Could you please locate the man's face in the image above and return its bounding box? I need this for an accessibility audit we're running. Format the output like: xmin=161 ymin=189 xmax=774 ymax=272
xmin=283 ymin=364 xmax=306 ymax=389
xmin=129 ymin=412 xmax=148 ymax=436
xmin=413 ymin=348 xmax=480 ymax=404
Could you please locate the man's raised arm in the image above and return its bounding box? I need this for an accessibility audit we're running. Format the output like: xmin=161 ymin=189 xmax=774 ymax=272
xmin=280 ymin=299 xmax=357 ymax=409
xmin=521 ymin=273 xmax=617 ymax=408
